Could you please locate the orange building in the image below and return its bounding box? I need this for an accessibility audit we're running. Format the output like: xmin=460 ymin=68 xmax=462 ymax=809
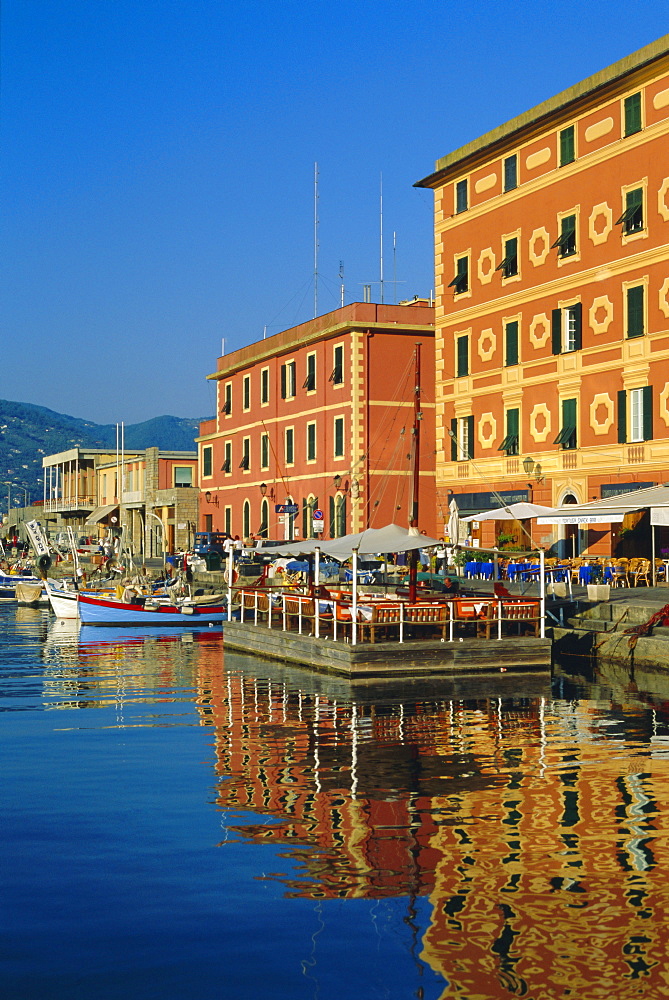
xmin=417 ymin=35 xmax=669 ymax=557
xmin=197 ymin=300 xmax=436 ymax=541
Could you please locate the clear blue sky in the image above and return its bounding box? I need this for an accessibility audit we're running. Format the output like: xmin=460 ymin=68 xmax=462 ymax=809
xmin=2 ymin=0 xmax=668 ymax=424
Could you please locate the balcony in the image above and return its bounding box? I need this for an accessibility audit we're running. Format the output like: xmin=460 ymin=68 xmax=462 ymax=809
xmin=43 ymin=496 xmax=96 ymax=514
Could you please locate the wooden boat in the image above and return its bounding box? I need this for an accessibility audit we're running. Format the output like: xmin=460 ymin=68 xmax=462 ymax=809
xmin=0 ymin=570 xmax=43 ymax=600
xmin=78 ymin=591 xmax=232 ymax=626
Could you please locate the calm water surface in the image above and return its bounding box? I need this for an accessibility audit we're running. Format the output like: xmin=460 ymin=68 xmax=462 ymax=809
xmin=3 ymin=604 xmax=669 ymax=999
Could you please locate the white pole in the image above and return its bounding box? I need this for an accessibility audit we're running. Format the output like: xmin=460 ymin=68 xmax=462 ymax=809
xmin=225 ymin=539 xmax=234 ymax=621
xmin=539 ymin=548 xmax=546 ymax=638
xmin=314 ymin=546 xmax=321 ymax=638
xmin=351 ymin=547 xmax=359 ymax=645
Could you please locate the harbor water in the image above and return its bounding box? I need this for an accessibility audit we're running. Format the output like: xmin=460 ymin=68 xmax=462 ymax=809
xmin=3 ymin=603 xmax=669 ymax=999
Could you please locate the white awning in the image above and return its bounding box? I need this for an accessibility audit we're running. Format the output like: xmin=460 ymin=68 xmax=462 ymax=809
xmin=85 ymin=504 xmax=119 ymax=524
xmin=537 ymin=513 xmax=624 ymax=525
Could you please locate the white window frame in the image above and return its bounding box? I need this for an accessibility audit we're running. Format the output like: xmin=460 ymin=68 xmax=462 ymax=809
xmin=630 ymin=388 xmax=644 ymax=443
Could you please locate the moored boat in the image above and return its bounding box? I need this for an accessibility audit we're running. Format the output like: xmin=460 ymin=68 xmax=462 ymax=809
xmin=78 ymin=591 xmax=231 ymax=626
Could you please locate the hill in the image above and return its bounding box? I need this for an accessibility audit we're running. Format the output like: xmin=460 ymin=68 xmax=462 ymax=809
xmin=0 ymin=399 xmax=209 ymax=505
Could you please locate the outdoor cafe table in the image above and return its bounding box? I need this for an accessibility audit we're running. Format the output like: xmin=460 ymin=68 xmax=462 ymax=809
xmin=465 ymin=561 xmax=494 ymax=579
xmin=578 ymin=564 xmax=613 ymax=585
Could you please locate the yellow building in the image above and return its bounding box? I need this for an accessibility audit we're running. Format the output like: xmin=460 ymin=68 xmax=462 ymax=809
xmin=417 ymin=35 xmax=669 ymax=558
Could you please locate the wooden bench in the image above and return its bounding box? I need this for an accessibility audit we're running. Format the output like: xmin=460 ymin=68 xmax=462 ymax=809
xmin=403 ymin=602 xmax=449 ymax=640
xmin=477 ymin=599 xmax=541 ymax=639
xmin=356 ymin=602 xmax=402 ymax=643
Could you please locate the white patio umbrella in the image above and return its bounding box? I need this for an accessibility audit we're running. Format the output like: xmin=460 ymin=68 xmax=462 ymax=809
xmin=461 ymin=502 xmax=556 ymax=522
xmin=447 ymin=498 xmax=461 ymax=544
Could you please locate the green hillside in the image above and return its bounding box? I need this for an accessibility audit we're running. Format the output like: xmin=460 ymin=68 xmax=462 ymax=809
xmin=0 ymin=399 xmax=208 ymax=507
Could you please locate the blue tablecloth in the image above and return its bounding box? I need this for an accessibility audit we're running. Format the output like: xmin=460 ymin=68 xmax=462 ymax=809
xmin=579 ymin=565 xmax=613 ymax=585
xmin=465 ymin=561 xmax=494 ymax=579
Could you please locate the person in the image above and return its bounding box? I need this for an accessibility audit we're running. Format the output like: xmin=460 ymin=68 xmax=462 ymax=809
xmin=435 ymin=538 xmax=447 ymax=573
xmin=442 ymin=575 xmax=460 ymax=595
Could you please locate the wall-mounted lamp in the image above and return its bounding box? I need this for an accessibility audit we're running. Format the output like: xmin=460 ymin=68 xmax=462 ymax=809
xmin=522 ymin=457 xmax=544 ymax=483
xmin=259 ymin=482 xmax=275 ymax=501
xmin=333 ymin=474 xmax=342 ymax=490
xmin=204 ymin=490 xmax=219 ymax=507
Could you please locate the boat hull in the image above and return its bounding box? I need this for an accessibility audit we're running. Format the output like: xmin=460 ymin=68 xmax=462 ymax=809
xmin=78 ymin=592 xmax=229 ymax=626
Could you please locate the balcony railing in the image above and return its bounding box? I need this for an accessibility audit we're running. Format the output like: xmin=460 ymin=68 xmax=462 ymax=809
xmin=43 ymin=496 xmax=96 ymax=513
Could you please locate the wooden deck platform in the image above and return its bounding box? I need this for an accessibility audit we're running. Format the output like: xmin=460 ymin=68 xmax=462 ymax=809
xmin=222 ymin=621 xmax=551 ymax=678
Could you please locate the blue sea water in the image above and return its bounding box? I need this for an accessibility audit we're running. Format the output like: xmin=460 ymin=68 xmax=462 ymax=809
xmin=3 ymin=604 xmax=669 ymax=999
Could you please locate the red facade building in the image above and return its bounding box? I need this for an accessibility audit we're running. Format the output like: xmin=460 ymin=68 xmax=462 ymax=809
xmin=197 ymin=300 xmax=436 ymax=541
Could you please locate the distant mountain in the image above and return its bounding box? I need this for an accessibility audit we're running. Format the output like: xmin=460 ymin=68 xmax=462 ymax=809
xmin=0 ymin=399 xmax=210 ymax=505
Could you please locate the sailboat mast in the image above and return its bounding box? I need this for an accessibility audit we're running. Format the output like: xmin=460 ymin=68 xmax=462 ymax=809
xmin=410 ymin=343 xmax=421 ymax=527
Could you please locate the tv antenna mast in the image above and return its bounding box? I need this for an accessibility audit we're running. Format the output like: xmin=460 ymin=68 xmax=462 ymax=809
xmin=313 ymin=162 xmax=319 ymax=318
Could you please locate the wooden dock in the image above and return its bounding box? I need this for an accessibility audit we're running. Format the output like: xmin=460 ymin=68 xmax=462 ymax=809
xmin=222 ymin=621 xmax=551 ymax=679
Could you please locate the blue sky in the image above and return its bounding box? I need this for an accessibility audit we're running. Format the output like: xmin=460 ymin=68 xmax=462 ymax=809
xmin=2 ymin=0 xmax=668 ymax=424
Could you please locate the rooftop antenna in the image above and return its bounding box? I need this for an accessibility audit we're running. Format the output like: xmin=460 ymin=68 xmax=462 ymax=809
xmin=221 ymin=338 xmax=226 ymax=356
xmin=393 ymin=231 xmax=397 ymax=304
xmin=379 ymin=173 xmax=384 ymax=304
xmin=314 ymin=161 xmax=319 ymax=318
xmin=339 ymin=260 xmax=345 ymax=308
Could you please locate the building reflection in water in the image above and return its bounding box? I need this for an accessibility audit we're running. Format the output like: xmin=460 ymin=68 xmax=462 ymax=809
xmin=40 ymin=621 xmax=669 ymax=999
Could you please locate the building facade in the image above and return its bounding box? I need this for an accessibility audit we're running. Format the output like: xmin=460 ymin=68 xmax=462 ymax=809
xmin=41 ymin=446 xmax=198 ymax=555
xmin=417 ymin=35 xmax=669 ymax=556
xmin=197 ymin=300 xmax=436 ymax=541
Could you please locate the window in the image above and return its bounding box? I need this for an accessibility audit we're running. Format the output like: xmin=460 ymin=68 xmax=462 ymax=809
xmin=450 ymin=416 xmax=474 ymax=461
xmin=174 ymin=466 xmax=193 ymax=487
xmin=626 ymin=285 xmax=644 ymax=338
xmin=554 ymin=398 xmax=577 ymax=450
xmin=221 ymin=383 xmax=232 ymax=415
xmin=498 ymin=408 xmax=519 ymax=455
xmin=552 ymin=214 xmax=576 ymax=257
xmin=616 ymin=187 xmax=643 ymax=234
xmin=306 ymin=421 xmax=316 ymax=461
xmin=503 ymin=155 xmax=517 ymax=192
xmin=456 ymin=334 xmax=469 ymax=377
xmin=619 ymin=386 xmax=653 ymax=443
xmin=222 ymin=441 xmax=232 ymax=474
xmin=242 ymin=375 xmax=250 ymax=411
xmin=285 ymin=428 xmax=294 ymax=465
xmin=552 ymin=303 xmax=582 ymax=354
xmin=304 ymin=353 xmax=316 ymax=391
xmin=330 ymin=344 xmax=344 ymax=385
xmin=259 ymin=498 xmax=269 ymax=538
xmin=303 ymin=496 xmax=317 ymax=538
xmin=559 ymin=125 xmax=575 ymax=166
xmin=334 ymin=416 xmax=344 ymax=458
xmin=505 ymin=320 xmax=519 ymax=366
xmin=242 ymin=500 xmax=250 ymax=540
xmin=202 ymin=445 xmax=212 ymax=478
xmin=448 ymin=256 xmax=469 ymax=294
xmin=260 ymin=367 xmax=269 ymax=405
xmin=624 ymin=92 xmax=642 ymax=136
xmin=224 ymin=506 xmax=232 ymax=536
xmin=330 ymin=494 xmax=346 ymax=538
xmin=281 ymin=361 xmax=296 ymax=399
xmin=239 ymin=437 xmax=250 ymax=470
xmin=260 ymin=432 xmax=269 ymax=470
xmin=456 ymin=178 xmax=468 ymax=213
xmin=497 ymin=237 xmax=518 ymax=278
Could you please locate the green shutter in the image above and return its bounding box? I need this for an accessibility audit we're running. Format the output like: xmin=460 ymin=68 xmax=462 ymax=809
xmin=560 ymin=125 xmax=575 ymax=166
xmin=450 ymin=418 xmax=457 ymax=461
xmin=617 ymin=390 xmax=627 ymax=443
xmin=280 ymin=364 xmax=286 ymax=398
xmin=552 ymin=308 xmax=562 ymax=354
xmin=457 ymin=256 xmax=468 ymax=293
xmin=643 ymin=385 xmax=653 ymax=441
xmin=329 ymin=496 xmax=335 ymax=538
xmin=627 ymin=286 xmax=644 ymax=338
xmin=625 ymin=93 xmax=642 ymax=135
xmin=562 ymin=398 xmax=577 ymax=449
xmin=505 ymin=321 xmax=519 ymax=366
xmin=457 ymin=335 xmax=469 ymax=377
xmin=467 ymin=415 xmax=475 ymax=460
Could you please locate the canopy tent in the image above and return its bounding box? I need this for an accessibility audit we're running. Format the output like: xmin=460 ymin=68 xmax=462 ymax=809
xmin=462 ymin=502 xmax=556 ymax=522
xmin=535 ymin=483 xmax=669 ymax=584
xmin=259 ymin=524 xmax=441 ymax=562
xmin=535 ymin=484 xmax=669 ymax=524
